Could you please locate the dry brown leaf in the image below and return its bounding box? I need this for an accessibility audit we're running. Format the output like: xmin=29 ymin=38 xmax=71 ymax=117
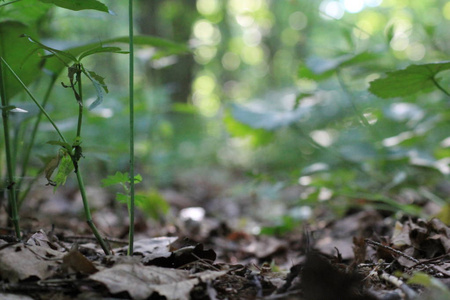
xmin=115 ymin=237 xmax=178 ymax=259
xmin=62 ymin=250 xmax=98 ymax=274
xmin=90 ymin=263 xmax=225 ymax=300
xmin=0 ymin=244 xmax=64 ymax=283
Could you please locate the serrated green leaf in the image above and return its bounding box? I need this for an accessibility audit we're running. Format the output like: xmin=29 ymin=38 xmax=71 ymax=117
xmin=78 ymin=46 xmax=128 ymax=62
xmin=298 ymin=51 xmax=380 ymax=81
xmin=116 ymin=193 xmax=129 ymax=203
xmin=134 ymin=174 xmax=143 ymax=184
xmin=53 ymin=152 xmax=74 ymax=191
xmin=368 ymin=61 xmax=450 ymax=99
xmin=101 ymin=171 xmax=129 ymax=187
xmin=101 ymin=172 xmax=143 ymax=187
xmin=37 ymin=0 xmax=110 ymax=13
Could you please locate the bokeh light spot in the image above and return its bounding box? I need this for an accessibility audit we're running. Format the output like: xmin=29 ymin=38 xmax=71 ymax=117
xmin=222 ymin=52 xmax=241 ymax=71
xmin=289 ymin=11 xmax=308 ymax=30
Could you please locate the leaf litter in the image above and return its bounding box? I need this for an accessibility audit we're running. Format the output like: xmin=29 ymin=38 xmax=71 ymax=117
xmin=2 ymin=183 xmax=450 ymax=299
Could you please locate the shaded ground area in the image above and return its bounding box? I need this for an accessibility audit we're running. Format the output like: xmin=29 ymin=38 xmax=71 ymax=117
xmin=1 ymin=173 xmax=450 ymax=299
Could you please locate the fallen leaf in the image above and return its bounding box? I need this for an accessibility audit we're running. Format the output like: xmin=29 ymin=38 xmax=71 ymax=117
xmin=90 ymin=263 xmax=225 ymax=300
xmin=62 ymin=249 xmax=98 ymax=274
xmin=0 ymin=244 xmax=63 ymax=283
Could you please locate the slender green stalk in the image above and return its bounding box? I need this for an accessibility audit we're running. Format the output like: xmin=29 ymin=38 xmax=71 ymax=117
xmin=71 ymin=65 xmax=109 ymax=255
xmin=76 ymin=69 xmax=83 ymax=137
xmin=17 ymin=74 xmax=58 ymax=206
xmin=0 ymin=58 xmax=20 ymax=238
xmin=127 ymin=0 xmax=136 ymax=256
xmin=1 ymin=58 xmax=66 ymax=142
xmin=76 ymin=170 xmax=110 ymax=254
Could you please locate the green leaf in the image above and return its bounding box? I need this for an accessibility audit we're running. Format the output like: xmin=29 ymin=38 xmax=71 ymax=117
xmin=44 ymin=150 xmax=62 ymax=184
xmin=43 ymin=35 xmax=190 ymax=75
xmin=369 ymin=61 xmax=450 ymax=98
xmin=224 ymin=111 xmax=274 ymax=147
xmin=78 ymin=46 xmax=128 ymax=61
xmin=298 ymin=51 xmax=380 ymax=81
xmin=82 ymin=69 xmax=108 ymax=110
xmin=0 ymin=0 xmax=51 ymax=25
xmin=47 ymin=140 xmax=71 ymax=151
xmin=231 ymin=102 xmax=307 ymax=130
xmin=101 ymin=171 xmax=129 ymax=187
xmin=134 ymin=174 xmax=143 ymax=184
xmin=116 ymin=193 xmax=129 ymax=203
xmin=37 ymin=0 xmax=110 ymax=13
xmin=53 ymin=152 xmax=74 ymax=191
xmin=101 ymin=172 xmax=142 ymax=187
xmin=0 ymin=22 xmax=43 ymax=100
xmin=22 ymin=34 xmax=77 ymax=65
xmin=135 ymin=191 xmax=170 ymax=220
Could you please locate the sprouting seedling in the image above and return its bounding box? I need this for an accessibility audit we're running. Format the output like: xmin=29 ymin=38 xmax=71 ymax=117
xmin=101 ymin=172 xmax=143 ymax=209
xmin=101 ymin=172 xmax=169 ymax=220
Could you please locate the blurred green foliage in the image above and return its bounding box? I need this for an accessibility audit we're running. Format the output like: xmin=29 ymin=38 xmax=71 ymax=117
xmin=2 ymin=0 xmax=450 ymax=226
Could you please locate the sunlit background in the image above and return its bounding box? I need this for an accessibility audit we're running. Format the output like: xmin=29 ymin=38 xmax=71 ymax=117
xmin=3 ymin=0 xmax=450 ymax=228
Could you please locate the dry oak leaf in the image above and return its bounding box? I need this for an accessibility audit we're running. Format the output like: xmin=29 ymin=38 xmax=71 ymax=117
xmin=0 ymin=244 xmax=64 ymax=283
xmin=90 ymin=263 xmax=226 ymax=300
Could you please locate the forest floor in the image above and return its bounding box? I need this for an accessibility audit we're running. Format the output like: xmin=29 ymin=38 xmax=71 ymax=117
xmin=1 ymin=169 xmax=450 ymax=300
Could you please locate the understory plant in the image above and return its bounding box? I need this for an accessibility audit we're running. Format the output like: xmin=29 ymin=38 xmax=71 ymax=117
xmin=0 ymin=0 xmax=189 ymax=254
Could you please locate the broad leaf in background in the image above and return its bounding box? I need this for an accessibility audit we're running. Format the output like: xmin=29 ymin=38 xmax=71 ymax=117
xmin=298 ymin=51 xmax=379 ymax=81
xmin=0 ymin=0 xmax=51 ymax=25
xmin=369 ymin=61 xmax=450 ymax=98
xmin=231 ymin=102 xmax=308 ymax=131
xmin=224 ymin=112 xmax=274 ymax=147
xmin=0 ymin=22 xmax=43 ymax=100
xmin=38 ymin=0 xmax=110 ymax=14
xmin=43 ymin=35 xmax=191 ymax=75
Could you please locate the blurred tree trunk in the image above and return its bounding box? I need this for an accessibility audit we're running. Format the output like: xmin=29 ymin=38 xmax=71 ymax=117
xmin=137 ymin=0 xmax=197 ymax=103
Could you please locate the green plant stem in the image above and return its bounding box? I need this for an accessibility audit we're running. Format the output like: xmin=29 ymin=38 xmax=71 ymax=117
xmin=71 ymin=66 xmax=109 ymax=255
xmin=76 ymin=70 xmax=83 ymax=137
xmin=127 ymin=0 xmax=135 ymax=256
xmin=0 ymin=57 xmax=67 ymax=143
xmin=431 ymin=76 xmax=450 ymax=98
xmin=75 ymin=169 xmax=110 ymax=254
xmin=17 ymin=74 xmax=58 ymax=207
xmin=0 ymin=58 xmax=20 ymax=238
